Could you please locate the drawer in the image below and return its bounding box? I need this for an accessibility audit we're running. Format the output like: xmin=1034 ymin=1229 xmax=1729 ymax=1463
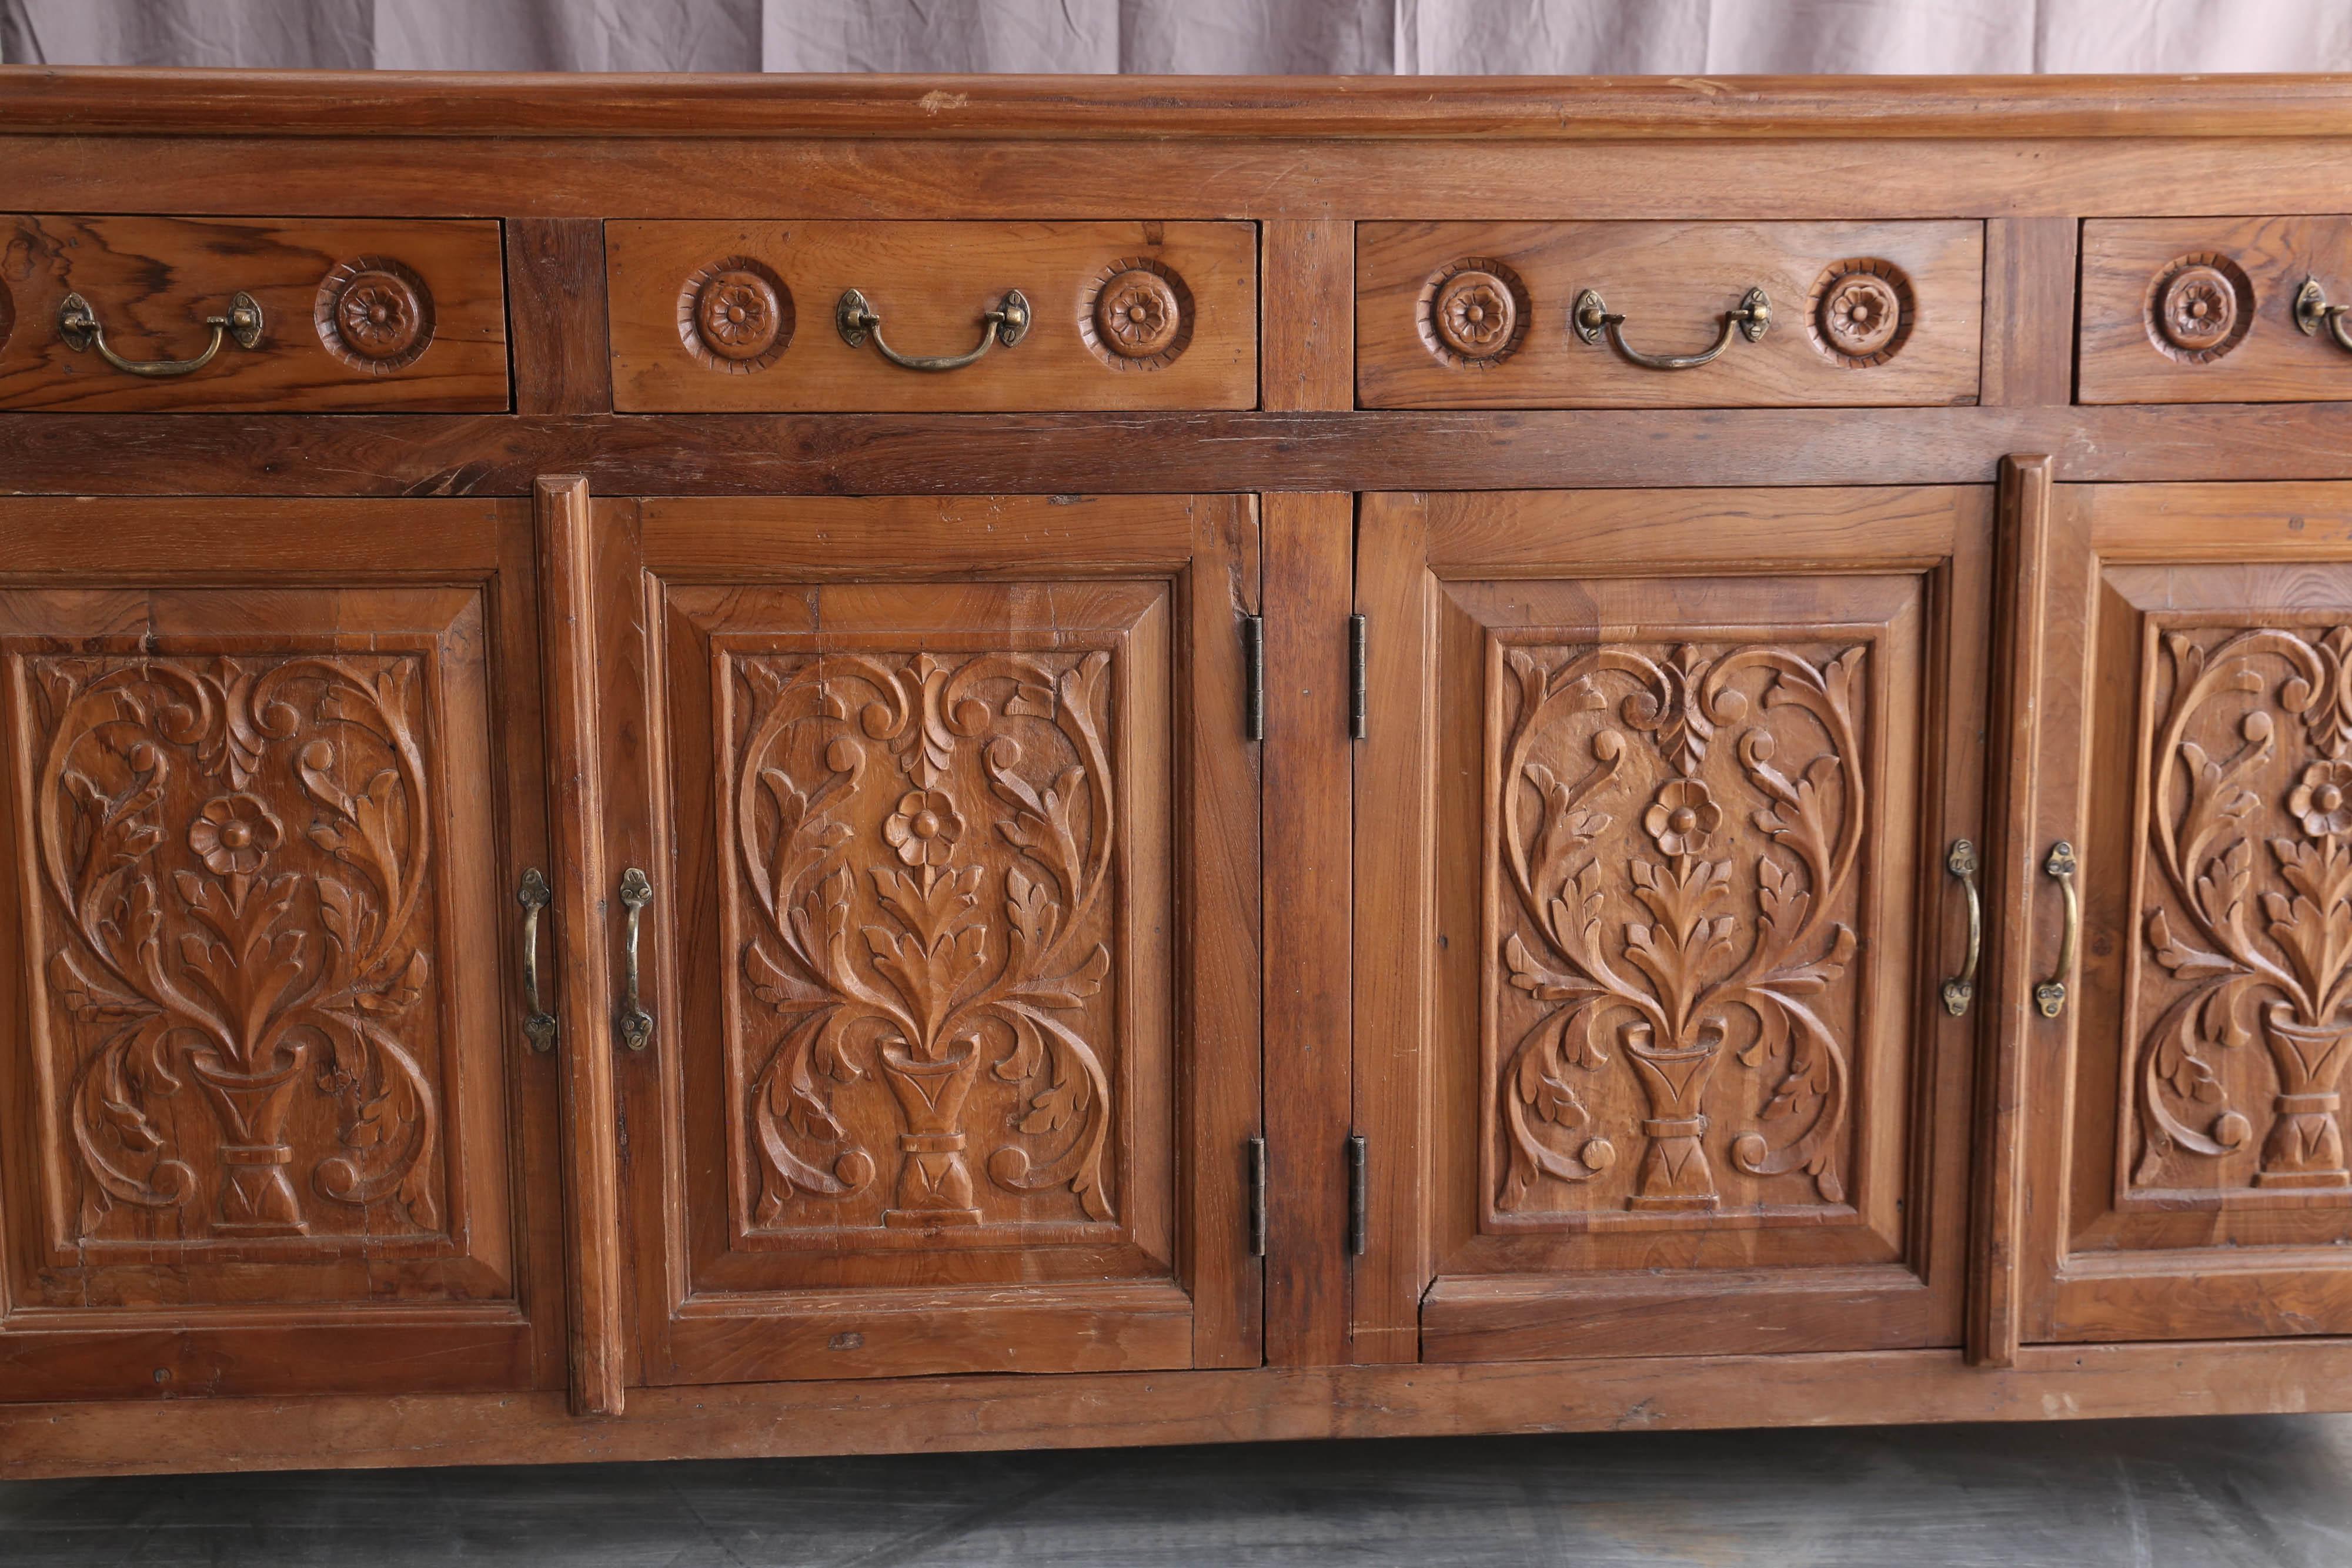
xmin=607 ymin=220 xmax=1256 ymax=412
xmin=0 ymin=216 xmax=508 ymax=411
xmin=1356 ymin=220 xmax=1982 ymax=409
xmin=2080 ymin=217 xmax=2352 ymax=404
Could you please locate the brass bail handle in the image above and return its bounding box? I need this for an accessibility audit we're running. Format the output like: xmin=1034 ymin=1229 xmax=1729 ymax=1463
xmin=2036 ymin=841 xmax=2079 ymax=1019
xmin=617 ymin=867 xmax=654 ymax=1051
xmin=1940 ymin=839 xmax=1982 ymax=1018
xmin=517 ymin=868 xmax=557 ymax=1053
xmin=57 ymin=289 xmax=265 ymax=378
xmin=1575 ymin=285 xmax=1770 ymax=371
xmin=835 ymin=287 xmax=1031 ymax=372
xmin=2296 ymin=278 xmax=2352 ymax=354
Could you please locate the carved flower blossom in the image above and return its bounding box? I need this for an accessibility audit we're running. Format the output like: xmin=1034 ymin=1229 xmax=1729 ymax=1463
xmin=1642 ymin=778 xmax=1722 ymax=858
xmin=1830 ymin=283 xmax=1891 ymax=342
xmin=2291 ymin=760 xmax=2352 ymax=839
xmin=2166 ymin=278 xmax=2231 ymax=342
xmin=339 ymin=280 xmax=415 ymax=356
xmin=188 ymin=793 xmax=283 ymax=876
xmin=1101 ymin=278 xmax=1173 ymax=352
xmin=1444 ymin=280 xmax=1511 ymax=350
xmin=702 ymin=278 xmax=771 ymax=349
xmin=884 ymin=788 xmax=964 ymax=867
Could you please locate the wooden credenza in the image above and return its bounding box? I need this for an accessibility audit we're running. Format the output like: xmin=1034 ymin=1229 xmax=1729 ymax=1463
xmin=6 ymin=69 xmax=2352 ymax=1478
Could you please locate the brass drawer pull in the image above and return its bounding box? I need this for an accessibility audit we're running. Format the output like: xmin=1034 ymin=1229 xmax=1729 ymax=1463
xmin=1940 ymin=839 xmax=1980 ymax=1018
xmin=834 ymin=286 xmax=1031 ymax=371
xmin=1575 ymin=285 xmax=1770 ymax=370
xmin=617 ymin=867 xmax=654 ymax=1051
xmin=2036 ymin=841 xmax=2079 ymax=1019
xmin=517 ymin=868 xmax=557 ymax=1053
xmin=2296 ymin=278 xmax=2352 ymax=354
xmin=57 ymin=289 xmax=264 ymax=377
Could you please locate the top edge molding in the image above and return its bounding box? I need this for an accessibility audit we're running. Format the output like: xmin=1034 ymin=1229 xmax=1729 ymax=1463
xmin=3 ymin=68 xmax=2352 ymax=140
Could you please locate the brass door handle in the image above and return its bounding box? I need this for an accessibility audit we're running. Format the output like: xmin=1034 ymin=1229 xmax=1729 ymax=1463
xmin=2296 ymin=278 xmax=2352 ymax=353
xmin=1575 ymin=286 xmax=1769 ymax=370
xmin=2036 ymin=841 xmax=2079 ymax=1019
xmin=58 ymin=290 xmax=263 ymax=377
xmin=617 ymin=867 xmax=653 ymax=1051
xmin=1940 ymin=839 xmax=1981 ymax=1018
xmin=834 ymin=287 xmax=1031 ymax=371
xmin=517 ymin=868 xmax=557 ymax=1052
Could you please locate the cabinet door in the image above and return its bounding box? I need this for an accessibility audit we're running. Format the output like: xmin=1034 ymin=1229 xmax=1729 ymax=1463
xmin=600 ymin=494 xmax=1261 ymax=1385
xmin=0 ymin=499 xmax=564 ymax=1402
xmin=1356 ymin=489 xmax=1990 ymax=1362
xmin=2017 ymin=482 xmax=2352 ymax=1343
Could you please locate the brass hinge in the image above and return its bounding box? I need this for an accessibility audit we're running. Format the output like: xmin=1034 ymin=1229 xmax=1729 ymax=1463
xmin=1247 ymin=1136 xmax=1268 ymax=1257
xmin=1347 ymin=1134 xmax=1368 ymax=1256
xmin=1242 ymin=614 xmax=1265 ymax=742
xmin=1348 ymin=613 xmax=1368 ymax=740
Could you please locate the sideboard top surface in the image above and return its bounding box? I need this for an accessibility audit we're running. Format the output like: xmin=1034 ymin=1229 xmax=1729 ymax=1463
xmin=4 ymin=68 xmax=2352 ymax=140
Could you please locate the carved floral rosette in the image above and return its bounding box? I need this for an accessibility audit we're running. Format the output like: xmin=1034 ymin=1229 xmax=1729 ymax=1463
xmin=1416 ymin=256 xmax=1530 ymax=369
xmin=2130 ymin=621 xmax=2352 ymax=1199
xmin=1078 ymin=256 xmax=1194 ymax=372
xmin=2144 ymin=252 xmax=2253 ymax=366
xmin=314 ymin=256 xmax=436 ymax=374
xmin=677 ymin=255 xmax=794 ymax=374
xmin=1806 ymin=258 xmax=1914 ymax=370
xmin=24 ymin=649 xmax=446 ymax=1246
xmin=721 ymin=644 xmax=1124 ymax=1238
xmin=1489 ymin=636 xmax=1867 ymax=1222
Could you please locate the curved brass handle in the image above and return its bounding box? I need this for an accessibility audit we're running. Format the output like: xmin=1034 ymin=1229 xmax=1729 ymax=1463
xmin=2036 ymin=841 xmax=2079 ymax=1019
xmin=1941 ymin=839 xmax=1982 ymax=1018
xmin=834 ymin=287 xmax=1031 ymax=371
xmin=617 ymin=867 xmax=653 ymax=1051
xmin=58 ymin=290 xmax=263 ymax=378
xmin=2296 ymin=279 xmax=2352 ymax=354
xmin=1575 ymin=286 xmax=1769 ymax=370
xmin=517 ymin=868 xmax=556 ymax=1053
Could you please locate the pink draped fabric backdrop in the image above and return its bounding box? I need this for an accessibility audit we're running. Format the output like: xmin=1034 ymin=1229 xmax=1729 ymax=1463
xmin=1 ymin=0 xmax=2346 ymax=73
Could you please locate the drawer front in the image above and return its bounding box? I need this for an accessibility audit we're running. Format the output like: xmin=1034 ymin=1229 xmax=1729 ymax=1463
xmin=607 ymin=220 xmax=1257 ymax=412
xmin=2080 ymin=218 xmax=2352 ymax=404
xmin=0 ymin=216 xmax=509 ymax=412
xmin=1357 ymin=220 xmax=1982 ymax=409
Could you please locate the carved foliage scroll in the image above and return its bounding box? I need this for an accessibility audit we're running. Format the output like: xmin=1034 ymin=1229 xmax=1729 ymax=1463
xmin=24 ymin=651 xmax=446 ymax=1246
xmin=724 ymin=647 xmax=1121 ymax=1237
xmin=2132 ymin=623 xmax=2352 ymax=1198
xmin=1492 ymin=637 xmax=1867 ymax=1222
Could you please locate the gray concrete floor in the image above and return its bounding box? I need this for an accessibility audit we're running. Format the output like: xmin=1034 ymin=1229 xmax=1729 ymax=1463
xmin=2 ymin=1415 xmax=2349 ymax=1565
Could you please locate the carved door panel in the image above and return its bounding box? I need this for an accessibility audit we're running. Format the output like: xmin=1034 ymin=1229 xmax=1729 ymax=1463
xmin=602 ymin=495 xmax=1260 ymax=1386
xmin=2017 ymin=482 xmax=2352 ymax=1343
xmin=1355 ymin=489 xmax=1990 ymax=1362
xmin=0 ymin=499 xmax=565 ymax=1402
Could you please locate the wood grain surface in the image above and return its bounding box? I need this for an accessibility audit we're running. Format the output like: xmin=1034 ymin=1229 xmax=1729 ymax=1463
xmin=0 ymin=216 xmax=508 ymax=412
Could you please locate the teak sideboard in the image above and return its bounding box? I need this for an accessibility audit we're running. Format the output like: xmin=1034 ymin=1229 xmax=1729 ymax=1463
xmin=6 ymin=71 xmax=2352 ymax=1480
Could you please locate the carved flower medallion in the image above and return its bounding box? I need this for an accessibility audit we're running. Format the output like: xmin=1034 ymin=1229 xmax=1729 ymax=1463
xmin=2157 ymin=263 xmax=2239 ymax=353
xmin=2145 ymin=253 xmax=2252 ymax=365
xmin=1434 ymin=269 xmax=1517 ymax=359
xmin=1416 ymin=257 xmax=1529 ymax=369
xmin=695 ymin=268 xmax=784 ymax=362
xmin=2291 ymin=759 xmax=2352 ymax=838
xmin=315 ymin=257 xmax=436 ymax=373
xmin=1642 ymin=777 xmax=1722 ymax=858
xmin=885 ymin=787 xmax=965 ymax=867
xmin=677 ymin=256 xmax=794 ymax=373
xmin=1806 ymin=260 xmax=1912 ymax=367
xmin=188 ymin=793 xmax=283 ymax=877
xmin=1094 ymin=268 xmax=1182 ymax=359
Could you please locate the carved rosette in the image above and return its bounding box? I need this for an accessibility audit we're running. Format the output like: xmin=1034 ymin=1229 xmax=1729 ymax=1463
xmin=25 ymin=650 xmax=446 ymax=1245
xmin=724 ymin=646 xmax=1121 ymax=1235
xmin=1417 ymin=257 xmax=1528 ymax=369
xmin=2146 ymin=253 xmax=2252 ymax=364
xmin=1806 ymin=259 xmax=1913 ymax=369
xmin=1080 ymin=257 xmax=1193 ymax=371
xmin=1491 ymin=638 xmax=1866 ymax=1221
xmin=678 ymin=256 xmax=794 ymax=373
xmin=314 ymin=257 xmax=435 ymax=373
xmin=2130 ymin=623 xmax=2352 ymax=1199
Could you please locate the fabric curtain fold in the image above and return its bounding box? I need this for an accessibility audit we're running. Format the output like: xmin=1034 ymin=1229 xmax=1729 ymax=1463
xmin=2 ymin=0 xmax=2346 ymax=73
